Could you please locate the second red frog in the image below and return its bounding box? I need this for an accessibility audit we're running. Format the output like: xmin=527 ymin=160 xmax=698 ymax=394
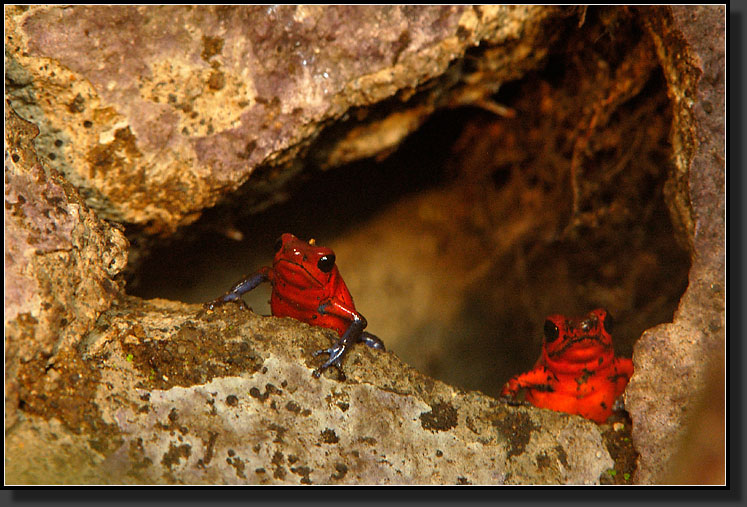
xmin=501 ymin=308 xmax=633 ymax=424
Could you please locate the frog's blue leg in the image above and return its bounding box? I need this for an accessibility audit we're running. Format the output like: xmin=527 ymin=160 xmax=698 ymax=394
xmin=311 ymin=309 xmax=365 ymax=377
xmin=204 ymin=267 xmax=272 ymax=310
xmin=360 ymin=331 xmax=386 ymax=351
xmin=312 ymin=301 xmax=384 ymax=377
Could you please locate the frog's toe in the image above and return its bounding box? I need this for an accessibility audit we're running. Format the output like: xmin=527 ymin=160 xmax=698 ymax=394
xmin=312 ymin=346 xmax=346 ymax=376
xmin=203 ymin=300 xmax=220 ymax=311
xmin=204 ymin=296 xmax=248 ymax=311
xmin=312 ymin=347 xmax=334 ymax=357
xmin=312 ymin=356 xmax=342 ymax=378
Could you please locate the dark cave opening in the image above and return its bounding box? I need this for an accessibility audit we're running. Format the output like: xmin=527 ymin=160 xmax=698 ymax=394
xmin=128 ymin=7 xmax=691 ymax=400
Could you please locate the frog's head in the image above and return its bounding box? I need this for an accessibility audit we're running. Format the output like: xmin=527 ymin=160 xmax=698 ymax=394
xmin=272 ymin=233 xmax=338 ymax=288
xmin=542 ymin=308 xmax=614 ymax=364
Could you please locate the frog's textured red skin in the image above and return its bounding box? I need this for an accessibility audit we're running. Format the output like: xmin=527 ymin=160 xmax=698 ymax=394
xmin=267 ymin=234 xmax=355 ymax=336
xmin=205 ymin=233 xmax=384 ymax=377
xmin=500 ymin=309 xmax=634 ymax=424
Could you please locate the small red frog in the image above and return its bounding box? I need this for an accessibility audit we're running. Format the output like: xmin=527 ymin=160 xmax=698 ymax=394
xmin=205 ymin=233 xmax=385 ymax=377
xmin=500 ymin=309 xmax=633 ymax=424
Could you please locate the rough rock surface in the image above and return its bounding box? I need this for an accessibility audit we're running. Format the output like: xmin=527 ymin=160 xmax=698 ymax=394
xmin=624 ymin=5 xmax=725 ymax=484
xmin=5 ymin=294 xmax=615 ymax=485
xmin=4 ymin=5 xmax=725 ymax=485
xmin=4 ymin=59 xmax=616 ymax=486
xmin=4 ymin=105 xmax=128 ymax=430
xmin=5 ymin=5 xmax=565 ymax=234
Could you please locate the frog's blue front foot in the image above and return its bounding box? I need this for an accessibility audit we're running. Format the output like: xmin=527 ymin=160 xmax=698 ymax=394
xmin=204 ymin=270 xmax=270 ymax=311
xmin=204 ymin=295 xmax=249 ymax=311
xmin=310 ymin=310 xmax=385 ymax=377
xmin=312 ymin=344 xmax=347 ymax=378
xmin=311 ymin=332 xmax=385 ymax=378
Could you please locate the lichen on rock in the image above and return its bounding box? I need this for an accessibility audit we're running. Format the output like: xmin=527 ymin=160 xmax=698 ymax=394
xmin=6 ymin=297 xmax=616 ymax=484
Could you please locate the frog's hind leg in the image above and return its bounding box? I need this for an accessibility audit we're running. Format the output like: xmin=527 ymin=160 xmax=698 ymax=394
xmin=360 ymin=331 xmax=385 ymax=351
xmin=311 ymin=300 xmax=369 ymax=377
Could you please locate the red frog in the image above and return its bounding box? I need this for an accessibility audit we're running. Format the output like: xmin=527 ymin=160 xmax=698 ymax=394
xmin=205 ymin=233 xmax=385 ymax=377
xmin=500 ymin=309 xmax=633 ymax=424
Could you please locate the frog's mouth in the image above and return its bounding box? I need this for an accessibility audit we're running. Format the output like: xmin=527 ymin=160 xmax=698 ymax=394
xmin=548 ymin=333 xmax=612 ymax=361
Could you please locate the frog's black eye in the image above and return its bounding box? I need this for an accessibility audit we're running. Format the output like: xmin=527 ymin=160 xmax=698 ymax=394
xmin=317 ymin=254 xmax=336 ymax=273
xmin=544 ymin=320 xmax=560 ymax=342
xmin=601 ymin=311 xmax=613 ymax=335
xmin=274 ymin=237 xmax=283 ymax=253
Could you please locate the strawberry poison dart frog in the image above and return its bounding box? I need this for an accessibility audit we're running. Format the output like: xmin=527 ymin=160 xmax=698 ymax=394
xmin=205 ymin=233 xmax=385 ymax=377
xmin=500 ymin=309 xmax=633 ymax=424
